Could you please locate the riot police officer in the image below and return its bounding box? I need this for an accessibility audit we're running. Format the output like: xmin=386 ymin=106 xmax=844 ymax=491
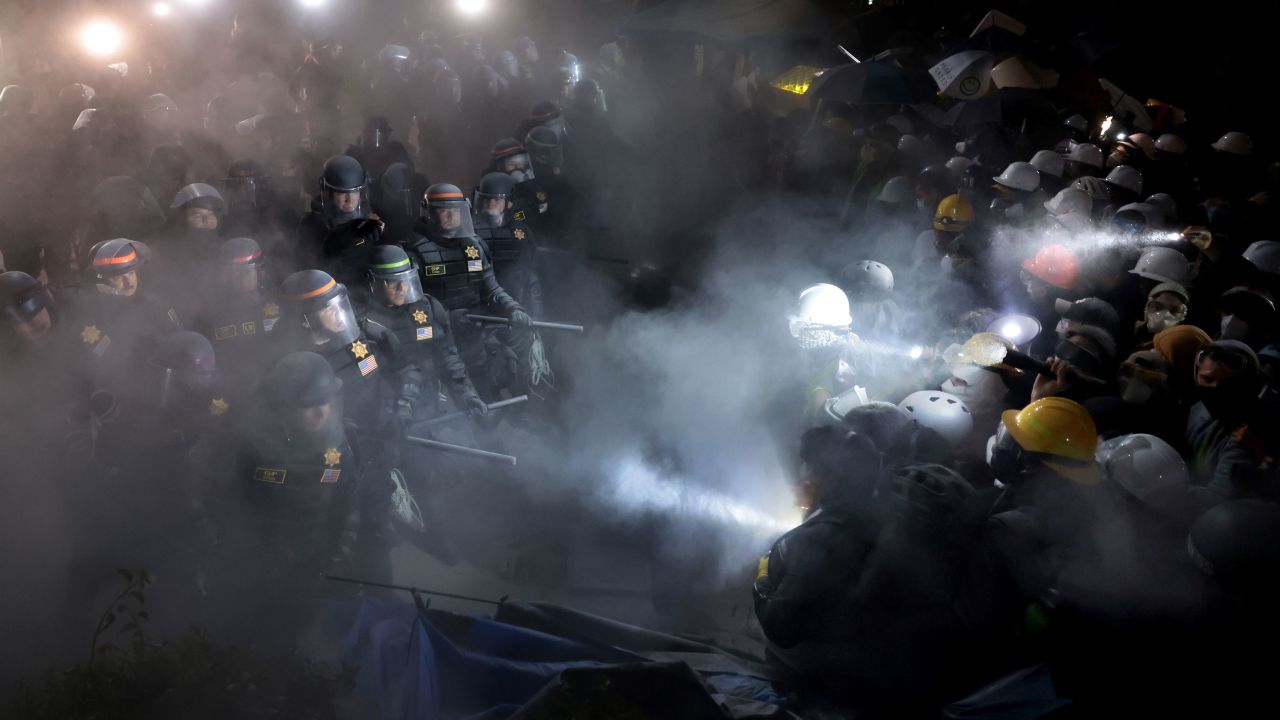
xmin=473 ymin=172 xmax=544 ymax=316
xmin=360 ymin=245 xmax=487 ymax=420
xmin=404 ymin=184 xmax=532 ymax=394
xmin=295 ymin=155 xmax=372 ymax=269
xmin=191 ymin=237 xmax=285 ymax=393
xmin=68 ymin=238 xmax=181 ymax=389
xmin=485 ymin=138 xmax=547 ymax=226
xmin=279 ymin=269 xmax=421 ymax=433
xmin=0 ymin=270 xmax=59 ymax=362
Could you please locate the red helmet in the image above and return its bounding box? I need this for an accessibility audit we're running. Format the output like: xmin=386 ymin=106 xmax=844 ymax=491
xmin=1022 ymin=243 xmax=1080 ymax=290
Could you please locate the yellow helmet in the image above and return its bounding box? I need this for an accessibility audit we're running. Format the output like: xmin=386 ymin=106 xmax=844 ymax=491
xmin=933 ymin=194 xmax=976 ymax=233
xmin=1000 ymin=397 xmax=1099 ymax=485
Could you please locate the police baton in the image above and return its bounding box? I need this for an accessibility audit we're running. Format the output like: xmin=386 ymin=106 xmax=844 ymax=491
xmin=467 ymin=314 xmax=585 ymax=333
xmin=323 ymin=574 xmax=507 ymax=606
xmin=404 ymin=433 xmax=518 ymax=466
xmin=420 ymin=395 xmax=529 ymax=427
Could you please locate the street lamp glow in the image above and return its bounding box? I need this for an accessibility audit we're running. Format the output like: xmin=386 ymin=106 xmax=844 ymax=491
xmin=299 ymin=0 xmax=325 ymax=7
xmin=455 ymin=0 xmax=491 ymax=16
xmin=152 ymin=2 xmax=172 ymax=17
xmin=80 ymin=20 xmax=124 ymax=57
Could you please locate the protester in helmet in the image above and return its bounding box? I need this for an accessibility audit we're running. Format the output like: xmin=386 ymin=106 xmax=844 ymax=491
xmin=1185 ymin=340 xmax=1280 ymax=498
xmin=1215 ymin=286 xmax=1276 ymax=350
xmin=1134 ymin=282 xmax=1190 ymax=346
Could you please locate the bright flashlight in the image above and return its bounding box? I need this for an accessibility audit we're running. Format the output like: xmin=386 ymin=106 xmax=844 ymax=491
xmin=152 ymin=2 xmax=172 ymax=16
xmin=1100 ymin=115 xmax=1113 ymax=135
xmin=455 ymin=0 xmax=491 ymax=16
xmin=80 ymin=20 xmax=124 ymax=57
xmin=909 ymin=345 xmax=924 ymax=360
xmin=1116 ymin=132 xmax=1128 ymax=141
xmin=299 ymin=0 xmax=325 ymax=7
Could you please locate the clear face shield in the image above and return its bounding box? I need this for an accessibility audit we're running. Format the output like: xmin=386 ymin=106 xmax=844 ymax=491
xmin=3 ymin=289 xmax=55 ymax=347
xmin=473 ymin=189 xmax=511 ymax=227
xmin=301 ymin=292 xmax=361 ymax=346
xmin=425 ymin=200 xmax=475 ymax=239
xmin=280 ymin=395 xmax=346 ymax=447
xmin=543 ymin=116 xmax=568 ymax=142
xmin=498 ymin=152 xmax=536 ymax=184
xmin=369 ymin=267 xmax=424 ymax=307
xmin=222 ymin=261 xmax=262 ymax=295
xmin=325 ymin=185 xmax=368 ymax=220
xmin=529 ymin=140 xmax=564 ymax=170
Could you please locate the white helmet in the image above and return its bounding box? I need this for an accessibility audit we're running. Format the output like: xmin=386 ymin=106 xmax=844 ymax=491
xmin=940 ymin=364 xmax=1008 ymax=417
xmin=897 ymin=134 xmax=924 ymax=155
xmin=1111 ymin=203 xmax=1163 ymax=232
xmin=788 ymin=283 xmax=852 ymax=337
xmin=1128 ymin=246 xmax=1193 ymax=285
xmin=1029 ymin=150 xmax=1065 ymax=178
xmin=876 ymin=176 xmax=914 ymax=204
xmin=1104 ymin=165 xmax=1143 ymax=195
xmin=1145 ymin=193 xmax=1178 ymax=223
xmin=1211 ymin=131 xmax=1253 ymax=156
xmin=1242 ymin=241 xmax=1280 ymax=276
xmin=898 ymin=390 xmax=974 ymax=446
xmin=1044 ymin=187 xmax=1092 ymax=217
xmin=945 ymin=156 xmax=974 ymax=176
xmin=1096 ymin=433 xmax=1189 ymax=506
xmin=824 ymin=385 xmax=870 ymax=424
xmin=1063 ymin=114 xmax=1088 ymax=134
xmin=1154 ymin=134 xmax=1186 ymax=155
xmin=1067 ymin=142 xmax=1105 ymax=169
xmin=842 ymin=260 xmax=895 ymax=294
xmin=1072 ymin=176 xmax=1111 ymax=202
xmin=993 ymin=161 xmax=1040 ymax=192
xmin=1125 ymin=132 xmax=1157 ymax=160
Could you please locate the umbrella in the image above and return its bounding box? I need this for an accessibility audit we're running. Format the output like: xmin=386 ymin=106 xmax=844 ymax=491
xmin=944 ymin=87 xmax=1059 ymax=129
xmin=807 ymin=61 xmax=935 ymax=105
xmin=768 ymin=64 xmax=825 ymax=96
xmin=991 ymin=56 xmax=1058 ymax=90
xmin=1099 ymin=78 xmax=1154 ymax=132
xmin=930 ymin=50 xmax=994 ymax=100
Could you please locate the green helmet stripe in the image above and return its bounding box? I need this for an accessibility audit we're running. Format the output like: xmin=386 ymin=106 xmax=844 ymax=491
xmin=370 ymin=257 xmax=412 ymax=270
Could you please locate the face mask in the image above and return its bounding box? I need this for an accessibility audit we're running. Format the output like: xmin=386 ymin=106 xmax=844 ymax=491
xmin=1146 ymin=309 xmax=1180 ymax=333
xmin=1220 ymin=315 xmax=1251 ymax=342
xmin=797 ymin=328 xmax=843 ymax=351
xmin=509 ymin=169 xmax=535 ymax=184
xmin=1196 ymin=383 xmax=1245 ymax=420
xmin=480 ymin=209 xmax=504 ymax=226
xmin=1118 ymin=374 xmax=1153 ymax=405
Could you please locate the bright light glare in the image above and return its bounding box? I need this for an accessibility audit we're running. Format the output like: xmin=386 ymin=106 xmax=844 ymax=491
xmin=1100 ymin=115 xmax=1113 ymax=135
xmin=909 ymin=345 xmax=924 ymax=360
xmin=299 ymin=0 xmax=325 ymax=7
xmin=455 ymin=0 xmax=491 ymax=16
xmin=1116 ymin=132 xmax=1128 ymax=141
xmin=80 ymin=20 xmax=124 ymax=57
xmin=1001 ymin=322 xmax=1021 ymax=339
xmin=152 ymin=2 xmax=172 ymax=17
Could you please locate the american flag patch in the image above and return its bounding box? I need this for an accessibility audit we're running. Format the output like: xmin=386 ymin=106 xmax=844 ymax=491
xmin=93 ymin=336 xmax=112 ymax=356
xmin=263 ymin=317 xmax=277 ymax=332
xmin=416 ymin=326 xmax=434 ymax=341
xmin=467 ymin=260 xmax=483 ymax=272
xmin=358 ymin=355 xmax=378 ymax=376
xmin=320 ymin=468 xmax=341 ymax=483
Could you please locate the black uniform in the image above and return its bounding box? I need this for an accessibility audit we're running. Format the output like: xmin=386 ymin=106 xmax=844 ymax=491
xmin=193 ymin=293 xmax=285 ymax=391
xmin=475 ymin=217 xmax=544 ymax=316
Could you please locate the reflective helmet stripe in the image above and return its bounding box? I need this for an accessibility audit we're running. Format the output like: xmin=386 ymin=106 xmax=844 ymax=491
xmin=94 ymin=249 xmax=137 ymax=267
xmin=289 ymin=278 xmax=336 ymax=300
xmin=370 ymin=257 xmax=412 ymax=270
xmin=428 ymin=191 xmax=465 ymax=200
xmin=229 ymin=250 xmax=263 ymax=264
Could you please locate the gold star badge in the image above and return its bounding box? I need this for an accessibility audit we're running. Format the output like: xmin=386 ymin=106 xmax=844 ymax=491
xmin=412 ymin=309 xmax=429 ymax=324
xmin=513 ymin=228 xmax=526 ymax=241
xmin=350 ymin=340 xmax=369 ymax=359
xmin=323 ymin=447 xmax=341 ymax=467
xmin=536 ymin=191 xmax=548 ymax=202
xmin=210 ymin=398 xmax=229 ymax=416
xmin=464 ymin=246 xmax=480 ymax=260
xmin=81 ymin=325 xmax=101 ymax=344
xmin=264 ymin=302 xmax=279 ymax=318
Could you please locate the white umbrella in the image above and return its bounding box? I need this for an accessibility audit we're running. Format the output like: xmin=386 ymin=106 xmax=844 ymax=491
xmin=929 ymin=50 xmax=993 ymax=99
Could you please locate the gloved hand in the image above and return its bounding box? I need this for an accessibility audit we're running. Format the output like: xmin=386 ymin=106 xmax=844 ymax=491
xmin=509 ymin=309 xmax=532 ymax=328
xmin=389 ymin=398 xmax=415 ymax=439
xmin=465 ymin=394 xmax=490 ymax=418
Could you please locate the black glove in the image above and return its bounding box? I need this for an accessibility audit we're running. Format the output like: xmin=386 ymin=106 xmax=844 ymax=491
xmin=390 ymin=398 xmax=415 ymax=438
xmin=509 ymin=309 xmax=532 ymax=328
xmin=466 ymin=394 xmax=490 ymax=418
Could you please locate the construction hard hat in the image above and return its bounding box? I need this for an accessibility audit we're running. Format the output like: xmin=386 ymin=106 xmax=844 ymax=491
xmin=1154 ymin=134 xmax=1187 ymax=155
xmin=1211 ymin=131 xmax=1253 ymax=156
xmin=1030 ymin=150 xmax=1065 ymax=178
xmin=1123 ymin=132 xmax=1157 ymax=160
xmin=933 ymin=194 xmax=975 ymax=232
xmin=885 ymin=114 xmax=913 ymax=135
xmin=1022 ymin=243 xmax=1081 ymax=290
xmin=876 ymin=176 xmax=914 ymax=204
xmin=1104 ymin=165 xmax=1144 ymax=195
xmin=993 ymin=161 xmax=1040 ymax=192
xmin=1072 ymin=176 xmax=1111 ymax=202
xmin=1063 ymin=114 xmax=1089 ymax=134
xmin=945 ymin=156 xmax=974 ymax=175
xmin=1044 ymin=187 xmax=1092 ymax=217
xmin=1000 ymin=397 xmax=1098 ymax=484
xmin=842 ymin=260 xmax=894 ymax=294
xmin=788 ymin=283 xmax=852 ymax=336
xmin=899 ymin=390 xmax=974 ymax=447
xmin=1129 ymin=246 xmax=1193 ymax=285
xmin=1145 ymin=193 xmax=1178 ymax=223
xmin=1068 ymin=143 xmax=1105 ymax=169
xmin=1096 ymin=433 xmax=1188 ymax=505
xmin=1242 ymin=240 xmax=1280 ymax=276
